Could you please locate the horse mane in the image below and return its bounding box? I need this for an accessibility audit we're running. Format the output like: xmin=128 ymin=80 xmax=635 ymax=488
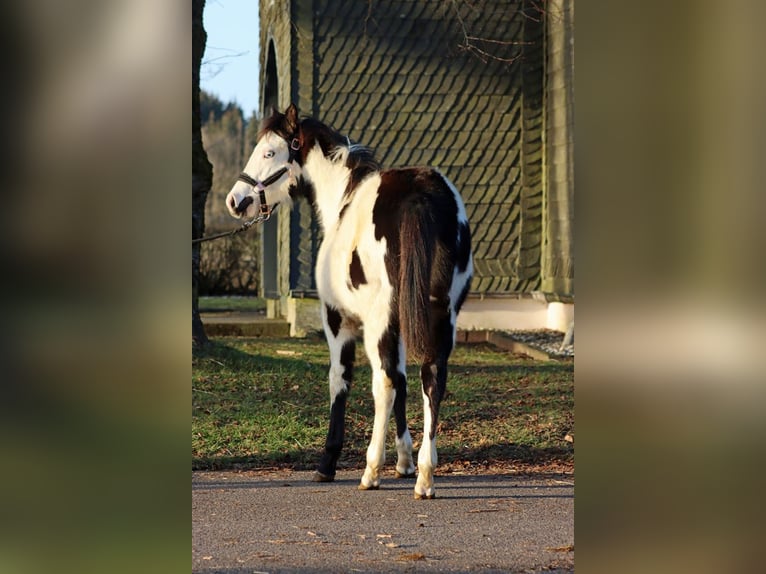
xmin=258 ymin=108 xmax=293 ymax=141
xmin=299 ymin=117 xmax=381 ymax=193
xmin=345 ymin=142 xmax=380 ymax=177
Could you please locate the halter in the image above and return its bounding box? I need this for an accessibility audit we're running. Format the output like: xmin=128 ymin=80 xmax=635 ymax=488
xmin=236 ymin=136 xmax=301 ymax=218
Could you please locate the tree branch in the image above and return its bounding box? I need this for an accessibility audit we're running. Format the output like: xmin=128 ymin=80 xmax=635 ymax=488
xmin=450 ymin=0 xmax=533 ymax=65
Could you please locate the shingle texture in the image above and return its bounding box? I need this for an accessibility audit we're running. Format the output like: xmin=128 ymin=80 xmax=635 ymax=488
xmin=263 ymin=0 xmax=547 ymax=294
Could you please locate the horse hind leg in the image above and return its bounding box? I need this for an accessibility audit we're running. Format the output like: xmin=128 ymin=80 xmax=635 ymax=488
xmin=359 ymin=323 xmax=411 ymax=490
xmin=394 ymin=392 xmax=416 ymax=479
xmin=414 ymin=361 xmax=443 ymax=499
xmin=414 ymin=304 xmax=454 ymax=500
xmin=358 ymin=368 xmax=394 ymax=490
xmin=392 ymin=339 xmax=416 ymax=479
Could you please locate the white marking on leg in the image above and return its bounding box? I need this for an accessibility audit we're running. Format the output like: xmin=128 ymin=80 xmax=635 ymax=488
xmin=322 ymin=305 xmax=355 ymax=405
xmin=415 ymin=392 xmax=438 ymax=499
xmin=358 ymin=314 xmax=395 ymax=490
xmin=360 ymin=370 xmax=395 ymax=489
xmin=395 ymin=428 xmax=415 ymax=477
xmin=328 ymin=347 xmax=348 ymax=405
xmin=394 ymin=338 xmax=415 ymax=477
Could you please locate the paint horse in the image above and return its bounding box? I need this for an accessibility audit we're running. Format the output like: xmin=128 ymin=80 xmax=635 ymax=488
xmin=226 ymin=104 xmax=473 ymax=499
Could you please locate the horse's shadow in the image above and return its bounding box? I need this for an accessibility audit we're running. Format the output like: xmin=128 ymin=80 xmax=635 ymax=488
xmin=192 ymin=471 xmax=574 ymax=501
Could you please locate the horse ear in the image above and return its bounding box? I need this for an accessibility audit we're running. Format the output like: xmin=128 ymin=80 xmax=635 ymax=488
xmin=284 ymin=103 xmax=299 ymax=133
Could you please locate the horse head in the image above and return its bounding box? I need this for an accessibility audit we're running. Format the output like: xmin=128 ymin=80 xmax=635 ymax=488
xmin=225 ymin=103 xmax=302 ymax=220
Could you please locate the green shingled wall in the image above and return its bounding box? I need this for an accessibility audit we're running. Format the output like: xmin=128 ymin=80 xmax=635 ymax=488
xmin=262 ymin=0 xmax=557 ymax=297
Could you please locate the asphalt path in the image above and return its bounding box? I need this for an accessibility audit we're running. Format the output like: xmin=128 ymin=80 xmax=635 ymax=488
xmin=192 ymin=469 xmax=574 ymax=573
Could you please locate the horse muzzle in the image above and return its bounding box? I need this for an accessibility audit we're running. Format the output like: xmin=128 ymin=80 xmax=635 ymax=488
xmin=232 ymin=195 xmax=254 ymax=215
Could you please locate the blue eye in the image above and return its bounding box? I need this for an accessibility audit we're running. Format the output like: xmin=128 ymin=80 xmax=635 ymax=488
xmin=264 ymin=150 xmax=275 ymax=159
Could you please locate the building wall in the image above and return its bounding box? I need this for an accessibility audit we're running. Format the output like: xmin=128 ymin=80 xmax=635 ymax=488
xmin=285 ymin=0 xmax=549 ymax=296
xmin=259 ymin=0 xmax=573 ymax=333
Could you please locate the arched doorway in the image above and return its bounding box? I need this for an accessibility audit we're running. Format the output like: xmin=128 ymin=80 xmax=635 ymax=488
xmin=261 ymin=40 xmax=279 ymax=302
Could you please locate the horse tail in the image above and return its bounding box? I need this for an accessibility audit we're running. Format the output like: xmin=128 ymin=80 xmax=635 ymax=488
xmin=398 ymin=205 xmax=434 ymax=362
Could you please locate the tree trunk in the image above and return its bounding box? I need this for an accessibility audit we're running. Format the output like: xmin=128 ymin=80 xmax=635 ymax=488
xmin=192 ymin=0 xmax=212 ymax=347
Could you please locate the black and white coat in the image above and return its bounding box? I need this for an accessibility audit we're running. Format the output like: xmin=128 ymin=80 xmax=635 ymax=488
xmin=226 ymin=104 xmax=473 ymax=499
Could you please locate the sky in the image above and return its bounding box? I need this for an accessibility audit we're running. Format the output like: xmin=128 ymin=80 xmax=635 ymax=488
xmin=200 ymin=0 xmax=261 ymax=117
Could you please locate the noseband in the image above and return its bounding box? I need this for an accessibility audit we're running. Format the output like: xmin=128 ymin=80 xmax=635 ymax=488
xmin=237 ymin=137 xmax=301 ymax=218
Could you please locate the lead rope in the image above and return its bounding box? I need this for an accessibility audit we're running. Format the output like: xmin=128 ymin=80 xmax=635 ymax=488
xmin=191 ymin=211 xmax=271 ymax=245
xmin=192 ymin=162 xmax=287 ymax=245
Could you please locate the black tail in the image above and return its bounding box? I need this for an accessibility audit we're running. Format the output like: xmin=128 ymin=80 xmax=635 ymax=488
xmin=398 ymin=207 xmax=435 ymax=361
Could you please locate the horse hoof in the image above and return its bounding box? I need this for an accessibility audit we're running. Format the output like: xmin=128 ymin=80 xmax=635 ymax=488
xmin=358 ymin=483 xmax=380 ymax=491
xmin=312 ymin=471 xmax=335 ymax=483
xmin=395 ymin=470 xmax=416 ymax=479
xmin=414 ymin=491 xmax=436 ymax=500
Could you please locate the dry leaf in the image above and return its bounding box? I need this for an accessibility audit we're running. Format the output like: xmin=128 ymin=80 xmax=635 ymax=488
xmin=397 ymin=553 xmax=426 ymax=561
xmin=547 ymin=544 xmax=574 ymax=552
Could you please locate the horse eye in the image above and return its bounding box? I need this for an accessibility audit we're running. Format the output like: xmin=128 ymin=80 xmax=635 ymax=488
xmin=264 ymin=150 xmax=275 ymax=159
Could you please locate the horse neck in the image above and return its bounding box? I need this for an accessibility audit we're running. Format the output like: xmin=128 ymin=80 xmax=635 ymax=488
xmin=302 ymin=145 xmax=352 ymax=230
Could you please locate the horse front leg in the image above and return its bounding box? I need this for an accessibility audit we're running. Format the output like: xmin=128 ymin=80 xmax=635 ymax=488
xmin=314 ymin=304 xmax=356 ymax=482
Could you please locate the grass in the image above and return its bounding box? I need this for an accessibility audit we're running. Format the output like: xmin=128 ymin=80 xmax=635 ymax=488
xmin=192 ymin=336 xmax=573 ymax=472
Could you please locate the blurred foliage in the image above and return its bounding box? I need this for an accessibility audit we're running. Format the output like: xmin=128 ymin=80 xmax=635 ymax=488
xmin=199 ymin=90 xmax=261 ymax=295
xmin=200 ymin=90 xmax=257 ymax=232
xmin=199 ymin=233 xmax=260 ymax=295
